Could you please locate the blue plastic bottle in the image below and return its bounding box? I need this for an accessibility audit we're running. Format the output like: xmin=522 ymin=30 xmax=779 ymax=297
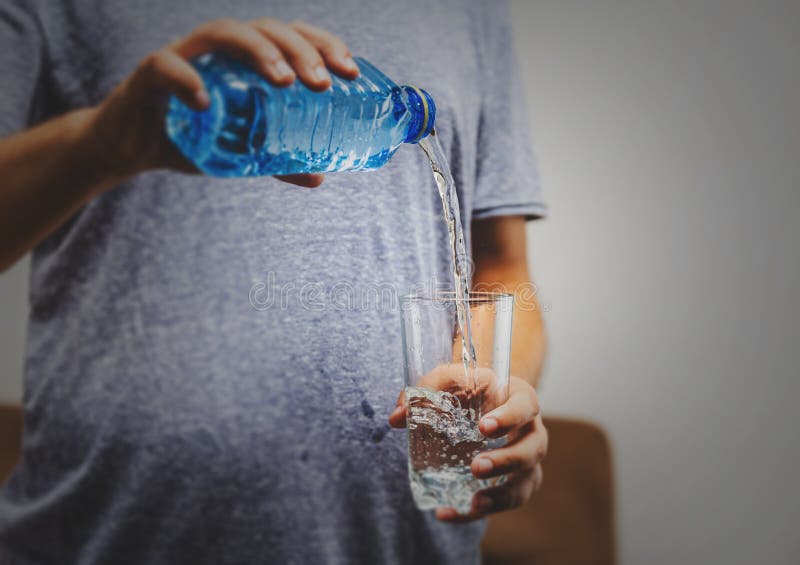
xmin=165 ymin=53 xmax=436 ymax=177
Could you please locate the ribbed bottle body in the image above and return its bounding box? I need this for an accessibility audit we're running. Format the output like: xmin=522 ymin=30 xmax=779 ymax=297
xmin=166 ymin=54 xmax=428 ymax=177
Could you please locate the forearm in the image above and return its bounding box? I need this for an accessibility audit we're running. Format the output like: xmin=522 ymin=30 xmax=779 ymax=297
xmin=472 ymin=266 xmax=546 ymax=387
xmin=0 ymin=108 xmax=121 ymax=271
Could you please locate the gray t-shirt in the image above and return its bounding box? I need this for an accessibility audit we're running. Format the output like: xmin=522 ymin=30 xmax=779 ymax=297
xmin=0 ymin=1 xmax=545 ymax=563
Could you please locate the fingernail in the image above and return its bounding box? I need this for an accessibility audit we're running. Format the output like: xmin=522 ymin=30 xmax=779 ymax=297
xmin=341 ymin=56 xmax=359 ymax=73
xmin=273 ymin=60 xmax=293 ymax=79
xmin=475 ymin=495 xmax=493 ymax=513
xmin=194 ymin=90 xmax=210 ymax=107
xmin=474 ymin=457 xmax=493 ymax=473
xmin=313 ymin=65 xmax=330 ymax=83
xmin=481 ymin=417 xmax=498 ymax=434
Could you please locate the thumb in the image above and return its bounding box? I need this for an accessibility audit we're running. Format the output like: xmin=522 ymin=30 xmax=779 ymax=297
xmin=388 ymin=389 xmax=407 ymax=428
xmin=274 ymin=173 xmax=325 ymax=188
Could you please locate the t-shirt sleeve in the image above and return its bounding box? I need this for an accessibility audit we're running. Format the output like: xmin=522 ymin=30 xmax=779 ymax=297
xmin=472 ymin=1 xmax=547 ymax=221
xmin=0 ymin=0 xmax=45 ymax=137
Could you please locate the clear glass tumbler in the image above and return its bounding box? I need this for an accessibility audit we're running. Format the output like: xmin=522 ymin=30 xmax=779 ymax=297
xmin=399 ymin=292 xmax=514 ymax=514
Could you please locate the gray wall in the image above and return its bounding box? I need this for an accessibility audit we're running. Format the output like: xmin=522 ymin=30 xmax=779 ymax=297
xmin=511 ymin=0 xmax=800 ymax=563
xmin=0 ymin=257 xmax=26 ymax=401
xmin=1 ymin=1 xmax=799 ymax=563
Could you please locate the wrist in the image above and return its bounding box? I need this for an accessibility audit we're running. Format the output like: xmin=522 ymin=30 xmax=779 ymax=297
xmin=76 ymin=106 xmax=137 ymax=192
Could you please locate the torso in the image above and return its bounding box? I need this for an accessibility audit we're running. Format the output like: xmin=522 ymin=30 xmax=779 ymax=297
xmin=1 ymin=1 xmax=489 ymax=563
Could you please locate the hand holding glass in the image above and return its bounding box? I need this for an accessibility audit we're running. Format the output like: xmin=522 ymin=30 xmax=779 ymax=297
xmin=398 ymin=292 xmax=514 ymax=514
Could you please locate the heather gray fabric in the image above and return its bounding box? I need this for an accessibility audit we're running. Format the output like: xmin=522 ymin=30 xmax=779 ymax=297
xmin=0 ymin=0 xmax=545 ymax=563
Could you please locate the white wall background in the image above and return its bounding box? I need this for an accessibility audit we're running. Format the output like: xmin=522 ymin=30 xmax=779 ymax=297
xmin=1 ymin=1 xmax=799 ymax=563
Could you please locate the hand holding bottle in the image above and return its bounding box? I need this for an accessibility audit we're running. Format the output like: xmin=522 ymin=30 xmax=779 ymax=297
xmin=0 ymin=18 xmax=360 ymax=268
xmin=88 ymin=18 xmax=360 ymax=186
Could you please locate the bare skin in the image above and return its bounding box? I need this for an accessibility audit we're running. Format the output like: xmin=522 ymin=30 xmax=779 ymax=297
xmin=390 ymin=216 xmax=548 ymax=521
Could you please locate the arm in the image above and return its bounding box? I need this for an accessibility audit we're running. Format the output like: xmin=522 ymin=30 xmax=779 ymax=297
xmin=471 ymin=215 xmax=546 ymax=387
xmin=0 ymin=18 xmax=359 ymax=272
xmin=0 ymin=109 xmax=120 ymax=271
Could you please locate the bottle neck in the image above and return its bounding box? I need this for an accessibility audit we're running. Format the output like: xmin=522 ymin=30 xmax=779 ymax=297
xmin=398 ymin=86 xmax=436 ymax=144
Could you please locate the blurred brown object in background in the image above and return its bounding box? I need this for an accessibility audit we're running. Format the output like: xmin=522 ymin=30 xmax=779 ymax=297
xmin=0 ymin=403 xmax=22 ymax=483
xmin=482 ymin=418 xmax=616 ymax=565
xmin=0 ymin=407 xmax=615 ymax=564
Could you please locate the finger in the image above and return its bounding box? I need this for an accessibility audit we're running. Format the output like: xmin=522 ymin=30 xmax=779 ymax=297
xmin=171 ymin=19 xmax=295 ymax=86
xmin=436 ymin=470 xmax=536 ymax=523
xmin=389 ymin=389 xmax=406 ymax=428
xmin=479 ymin=376 xmax=540 ymax=438
xmin=133 ymin=50 xmax=208 ymax=109
xmin=471 ymin=418 xmax=547 ymax=479
xmin=473 ymin=468 xmax=539 ymax=514
xmin=274 ymin=173 xmax=325 ymax=188
xmin=435 ymin=507 xmax=475 ymax=522
xmin=250 ymin=18 xmax=331 ymax=91
xmin=290 ymin=20 xmax=359 ymax=79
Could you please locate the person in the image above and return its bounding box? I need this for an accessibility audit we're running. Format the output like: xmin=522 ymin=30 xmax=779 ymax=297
xmin=0 ymin=1 xmax=548 ymax=563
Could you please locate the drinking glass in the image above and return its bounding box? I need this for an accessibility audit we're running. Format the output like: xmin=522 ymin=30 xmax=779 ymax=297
xmin=399 ymin=292 xmax=514 ymax=514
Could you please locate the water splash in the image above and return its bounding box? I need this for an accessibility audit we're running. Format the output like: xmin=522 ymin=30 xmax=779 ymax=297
xmin=406 ymin=386 xmax=483 ymax=444
xmin=406 ymin=386 xmax=488 ymax=513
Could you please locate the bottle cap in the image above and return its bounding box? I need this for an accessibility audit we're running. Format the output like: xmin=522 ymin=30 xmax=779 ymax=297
xmin=402 ymin=85 xmax=436 ymax=143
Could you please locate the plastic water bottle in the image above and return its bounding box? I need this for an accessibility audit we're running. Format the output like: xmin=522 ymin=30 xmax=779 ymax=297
xmin=165 ymin=53 xmax=436 ymax=177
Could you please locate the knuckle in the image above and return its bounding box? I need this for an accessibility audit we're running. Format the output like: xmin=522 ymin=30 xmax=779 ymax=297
xmin=210 ymin=19 xmax=245 ymax=40
xmin=298 ymin=36 xmax=324 ymax=58
xmin=331 ymin=37 xmax=350 ymax=53
xmin=139 ymin=51 xmax=165 ymax=74
xmin=314 ymin=30 xmax=344 ymax=49
xmin=527 ymin=388 xmax=540 ymax=414
xmin=289 ymin=19 xmax=310 ymax=30
xmin=214 ymin=17 xmax=240 ymax=29
xmin=541 ymin=426 xmax=549 ymax=454
xmin=278 ymin=31 xmax=318 ymax=59
xmin=535 ymin=442 xmax=548 ymax=463
xmin=252 ymin=17 xmax=282 ymax=30
xmin=203 ymin=18 xmax=237 ymax=34
xmin=320 ymin=40 xmax=349 ymax=58
xmin=532 ymin=465 xmax=545 ymax=491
